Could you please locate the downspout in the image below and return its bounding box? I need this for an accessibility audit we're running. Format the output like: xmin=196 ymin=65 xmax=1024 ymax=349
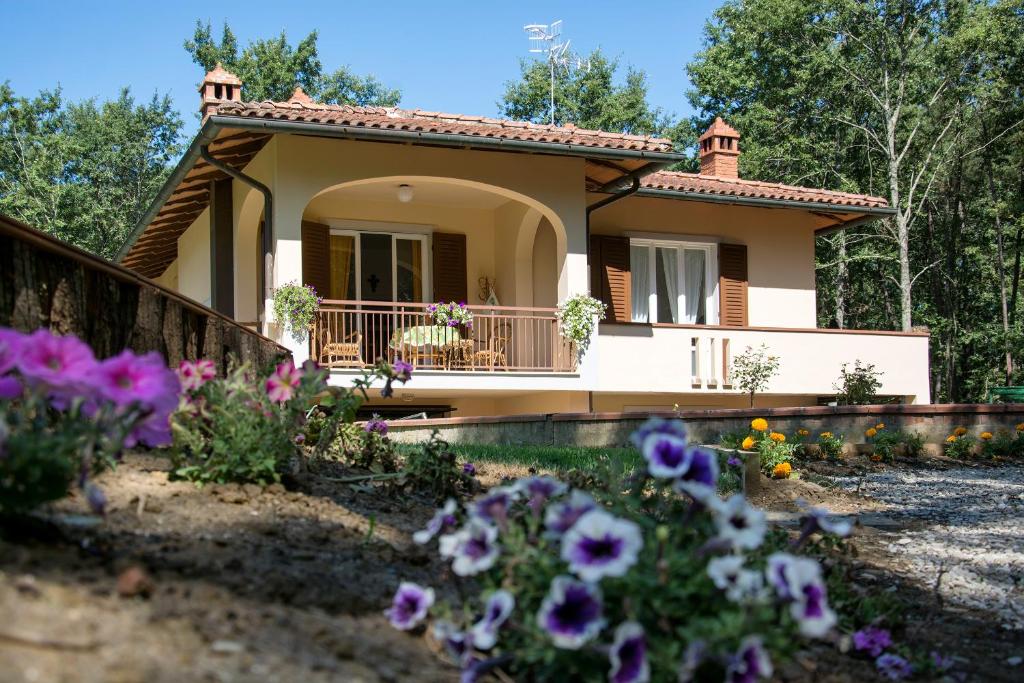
xmin=199 ymin=145 xmax=274 ymax=333
xmin=582 ymin=169 xmax=645 ymax=414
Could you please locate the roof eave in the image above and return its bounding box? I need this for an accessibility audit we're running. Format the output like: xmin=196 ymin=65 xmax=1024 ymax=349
xmin=634 ymin=186 xmax=895 ymax=218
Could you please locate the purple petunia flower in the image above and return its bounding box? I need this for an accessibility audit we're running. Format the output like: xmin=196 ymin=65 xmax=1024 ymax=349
xmin=17 ymin=329 xmax=97 ymax=402
xmin=726 ymin=636 xmax=773 ymax=683
xmin=471 ymin=486 xmax=518 ymax=528
xmin=0 ymin=328 xmax=25 ymax=375
xmin=392 ymin=359 xmax=413 ymax=382
xmin=711 ymin=495 xmax=767 ymax=550
xmin=83 ymin=481 xmax=107 ymax=516
xmin=766 ymin=553 xmax=836 ymax=638
xmin=853 ymin=626 xmax=892 ymax=657
xmin=515 ymin=475 xmax=567 ymax=514
xmin=364 ymin=415 xmax=388 ymax=435
xmin=439 ymin=519 xmax=500 ymax=576
xmin=727 ymin=455 xmax=742 ymax=467
xmin=797 ymin=500 xmax=853 ymax=538
xmin=629 ymin=416 xmax=687 ymax=450
xmin=930 ymin=651 xmax=954 ymax=672
xmin=641 ymin=433 xmax=690 ymax=478
xmin=544 ymin=489 xmax=597 ymax=537
xmin=433 ymin=620 xmax=471 ymax=665
xmin=0 ymin=375 xmax=22 ymax=400
xmin=707 ymin=555 xmax=766 ymax=603
xmin=91 ymin=350 xmax=180 ymax=448
xmin=676 ymin=641 xmax=707 ymax=683
xmin=674 ymin=446 xmax=720 ymax=501
xmin=536 ymin=576 xmax=605 ymax=649
xmin=413 ymin=499 xmax=458 ymax=545
xmin=875 ymin=653 xmax=914 ymax=680
xmin=386 ymin=581 xmax=435 ymax=630
xmin=561 ymin=508 xmax=642 ymax=582
xmin=609 ymin=621 xmax=649 ymax=683
xmin=462 ymin=462 xmax=476 ymax=476
xmin=470 ymin=590 xmax=515 ymax=650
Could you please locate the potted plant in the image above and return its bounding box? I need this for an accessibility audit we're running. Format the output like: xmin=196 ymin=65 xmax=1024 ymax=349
xmin=556 ymin=294 xmax=606 ymax=368
xmin=272 ymin=281 xmax=321 ymax=343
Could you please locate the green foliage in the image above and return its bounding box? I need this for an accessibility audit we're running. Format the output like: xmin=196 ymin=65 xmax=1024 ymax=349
xmin=429 ymin=301 xmax=473 ymax=328
xmin=835 ymin=361 xmax=883 ymax=405
xmin=0 ymin=84 xmax=182 ymax=258
xmin=979 ymin=429 xmax=1023 ymax=458
xmin=757 ymin=436 xmax=796 ymax=476
xmin=730 ymin=344 xmax=780 ymax=407
xmin=184 ymin=21 xmax=401 ymax=106
xmin=499 ymin=49 xmax=678 ymax=139
xmin=944 ymin=433 xmax=976 ymax=459
xmin=169 ymin=361 xmax=325 ymax=485
xmin=869 ymin=428 xmax=924 ymax=461
xmin=393 ymin=431 xmax=475 ymax=503
xmin=556 ymin=294 xmax=607 ymax=359
xmin=272 ymin=281 xmax=321 ymax=343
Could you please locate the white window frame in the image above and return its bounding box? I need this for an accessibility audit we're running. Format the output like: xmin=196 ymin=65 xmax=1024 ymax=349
xmin=328 ymin=226 xmax=432 ymax=302
xmin=628 ymin=237 xmax=719 ymax=325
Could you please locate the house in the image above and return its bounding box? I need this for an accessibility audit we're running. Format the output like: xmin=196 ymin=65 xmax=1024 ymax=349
xmin=118 ymin=66 xmax=930 ymax=416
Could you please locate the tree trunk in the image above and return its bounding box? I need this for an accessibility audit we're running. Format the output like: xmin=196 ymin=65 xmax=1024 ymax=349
xmin=834 ymin=231 xmax=847 ymax=329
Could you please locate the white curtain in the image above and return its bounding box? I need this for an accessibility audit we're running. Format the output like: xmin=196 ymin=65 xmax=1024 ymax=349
xmin=683 ymin=249 xmax=706 ymax=324
xmin=659 ymin=247 xmax=679 ymax=323
xmin=630 ymin=245 xmax=650 ymax=322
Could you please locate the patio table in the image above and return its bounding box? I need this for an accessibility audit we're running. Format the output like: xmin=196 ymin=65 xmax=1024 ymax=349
xmin=390 ymin=325 xmax=462 ymax=366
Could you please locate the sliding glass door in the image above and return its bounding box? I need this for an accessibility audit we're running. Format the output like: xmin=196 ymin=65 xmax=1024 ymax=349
xmin=328 ymin=230 xmax=429 ymax=303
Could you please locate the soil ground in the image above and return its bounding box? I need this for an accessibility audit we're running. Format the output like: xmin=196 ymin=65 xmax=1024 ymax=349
xmin=1 ymin=451 xmax=1021 ymax=682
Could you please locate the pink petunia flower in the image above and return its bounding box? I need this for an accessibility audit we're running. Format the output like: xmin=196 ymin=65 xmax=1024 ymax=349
xmin=17 ymin=329 xmax=98 ymax=404
xmin=0 ymin=328 xmax=26 ymax=375
xmin=176 ymin=359 xmax=216 ymax=392
xmin=266 ymin=360 xmax=303 ymax=403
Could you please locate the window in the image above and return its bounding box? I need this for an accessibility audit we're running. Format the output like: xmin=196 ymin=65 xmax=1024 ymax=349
xmin=629 ymin=239 xmax=717 ymax=324
xmin=328 ymin=229 xmax=430 ymax=302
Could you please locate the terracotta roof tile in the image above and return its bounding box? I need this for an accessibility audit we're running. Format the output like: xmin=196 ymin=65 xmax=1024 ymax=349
xmin=640 ymin=170 xmax=889 ymax=210
xmin=212 ymin=100 xmax=676 ymax=153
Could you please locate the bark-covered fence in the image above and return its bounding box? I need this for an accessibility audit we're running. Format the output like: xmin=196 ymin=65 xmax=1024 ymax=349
xmin=0 ymin=214 xmax=288 ymax=373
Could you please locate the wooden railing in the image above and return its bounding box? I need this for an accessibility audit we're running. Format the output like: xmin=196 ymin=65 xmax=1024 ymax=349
xmin=311 ymin=300 xmax=576 ymax=373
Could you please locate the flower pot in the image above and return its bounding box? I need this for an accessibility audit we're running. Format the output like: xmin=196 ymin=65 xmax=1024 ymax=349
xmin=740 ymin=449 xmax=761 ymax=495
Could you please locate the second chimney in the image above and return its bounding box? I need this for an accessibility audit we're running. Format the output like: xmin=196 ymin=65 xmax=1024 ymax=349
xmin=199 ymin=64 xmax=243 ymax=120
xmin=698 ymin=117 xmax=741 ymax=178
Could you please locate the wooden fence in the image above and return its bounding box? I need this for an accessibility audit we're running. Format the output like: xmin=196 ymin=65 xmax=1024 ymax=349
xmin=0 ymin=214 xmax=288 ymax=373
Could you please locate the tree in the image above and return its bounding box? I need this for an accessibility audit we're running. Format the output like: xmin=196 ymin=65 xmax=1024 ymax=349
xmin=184 ymin=21 xmax=401 ymax=107
xmin=499 ymin=49 xmax=671 ymax=137
xmin=0 ymin=84 xmax=183 ymax=259
xmin=730 ymin=344 xmax=780 ymax=407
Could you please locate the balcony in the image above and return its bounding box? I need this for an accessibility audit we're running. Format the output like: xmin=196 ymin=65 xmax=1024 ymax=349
xmin=311 ymin=300 xmax=577 ymax=374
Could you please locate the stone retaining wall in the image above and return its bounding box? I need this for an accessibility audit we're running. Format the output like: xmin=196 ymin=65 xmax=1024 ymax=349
xmin=0 ymin=214 xmax=289 ymax=373
xmin=385 ymin=404 xmax=1024 ymax=453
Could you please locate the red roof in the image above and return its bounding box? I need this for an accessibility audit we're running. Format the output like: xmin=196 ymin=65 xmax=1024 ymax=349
xmin=213 ymin=99 xmax=675 ymax=154
xmin=641 ymin=171 xmax=889 ymax=210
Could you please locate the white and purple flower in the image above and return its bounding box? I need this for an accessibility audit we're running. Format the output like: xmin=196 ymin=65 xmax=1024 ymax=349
xmin=674 ymin=446 xmax=720 ymax=501
xmin=515 ymin=475 xmax=567 ymax=514
xmin=852 ymin=626 xmax=892 ymax=657
xmin=536 ymin=576 xmax=605 ymax=649
xmin=609 ymin=621 xmax=649 ymax=683
xmin=706 ymin=555 xmax=766 ymax=603
xmin=386 ymin=581 xmax=435 ymax=630
xmin=765 ymin=553 xmax=836 ymax=638
xmin=629 ymin=417 xmax=687 ymax=449
xmin=471 ymin=485 xmax=519 ymax=527
xmin=641 ymin=433 xmax=690 ymax=478
xmin=433 ymin=620 xmax=471 ymax=664
xmin=711 ymin=495 xmax=767 ymax=550
xmin=676 ymin=641 xmax=707 ymax=683
xmin=561 ymin=508 xmax=643 ymax=582
xmin=413 ymin=498 xmax=458 ymax=545
xmin=544 ymin=490 xmax=597 ymax=537
xmin=470 ymin=590 xmax=515 ymax=650
xmin=797 ymin=500 xmax=853 ymax=539
xmin=726 ymin=636 xmax=773 ymax=683
xmin=439 ymin=519 xmax=501 ymax=576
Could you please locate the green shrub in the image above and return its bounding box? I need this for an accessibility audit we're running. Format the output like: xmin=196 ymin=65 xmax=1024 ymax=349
xmin=391 ymin=431 xmax=476 ymax=502
xmin=816 ymin=431 xmax=845 ymax=461
xmin=835 ymin=361 xmax=883 ymax=405
xmin=944 ymin=433 xmax=975 ymax=459
xmin=758 ymin=436 xmax=796 ymax=476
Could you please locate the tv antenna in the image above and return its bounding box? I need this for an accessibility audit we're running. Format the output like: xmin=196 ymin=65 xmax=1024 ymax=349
xmin=524 ymin=20 xmax=586 ymax=125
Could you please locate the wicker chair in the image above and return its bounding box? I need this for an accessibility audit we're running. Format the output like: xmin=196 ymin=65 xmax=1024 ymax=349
xmin=318 ymin=324 xmax=364 ymax=368
xmin=472 ymin=322 xmax=510 ymax=371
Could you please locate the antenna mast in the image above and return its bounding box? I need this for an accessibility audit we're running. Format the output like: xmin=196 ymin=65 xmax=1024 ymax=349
xmin=523 ymin=20 xmax=572 ymax=125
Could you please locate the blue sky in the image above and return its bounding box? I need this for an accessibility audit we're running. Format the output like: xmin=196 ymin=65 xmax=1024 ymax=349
xmin=2 ymin=1 xmax=722 ymax=135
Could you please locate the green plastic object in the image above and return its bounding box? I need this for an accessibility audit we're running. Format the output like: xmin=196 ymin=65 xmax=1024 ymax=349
xmin=988 ymin=386 xmax=1024 ymax=403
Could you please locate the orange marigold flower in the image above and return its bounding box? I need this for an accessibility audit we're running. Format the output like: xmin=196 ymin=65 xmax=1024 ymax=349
xmin=865 ymin=428 xmax=878 ymax=438
xmin=980 ymin=431 xmax=993 ymax=440
xmin=772 ymin=462 xmax=792 ymax=478
xmin=953 ymin=427 xmax=968 ymax=437
xmin=945 ymin=435 xmax=957 ymax=443
xmin=870 ymin=454 xmax=883 ymax=462
xmin=875 ymin=423 xmax=885 ymax=430
xmin=1016 ymin=423 xmax=1024 ymax=432
xmin=769 ymin=432 xmax=786 ymax=443
xmin=797 ymin=428 xmax=810 ymax=437
xmin=751 ymin=418 xmax=768 ymax=432
xmin=819 ymin=431 xmax=833 ymax=439
xmin=741 ymin=436 xmax=755 ymax=450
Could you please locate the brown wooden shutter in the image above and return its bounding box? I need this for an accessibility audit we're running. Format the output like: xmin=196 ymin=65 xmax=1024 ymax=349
xmin=432 ymin=232 xmax=468 ymax=303
xmin=301 ymin=220 xmax=331 ymax=299
xmin=590 ymin=235 xmax=631 ymax=323
xmin=718 ymin=243 xmax=748 ymax=327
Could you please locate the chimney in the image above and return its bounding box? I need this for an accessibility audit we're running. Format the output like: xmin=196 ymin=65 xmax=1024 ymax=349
xmin=698 ymin=117 xmax=741 ymax=178
xmin=199 ymin=64 xmax=243 ymax=120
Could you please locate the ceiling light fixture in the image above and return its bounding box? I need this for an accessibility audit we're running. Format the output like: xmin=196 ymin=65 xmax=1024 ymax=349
xmin=397 ymin=184 xmax=414 ymax=203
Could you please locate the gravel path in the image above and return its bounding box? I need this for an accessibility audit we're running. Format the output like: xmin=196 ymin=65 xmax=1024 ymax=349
xmin=834 ymin=465 xmax=1024 ymax=631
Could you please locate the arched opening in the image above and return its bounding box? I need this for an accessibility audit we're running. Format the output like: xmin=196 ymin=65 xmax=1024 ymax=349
xmin=532 ymin=217 xmax=558 ymax=308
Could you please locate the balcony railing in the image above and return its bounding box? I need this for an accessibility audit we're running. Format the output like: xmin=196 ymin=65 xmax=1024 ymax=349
xmin=311 ymin=300 xmax=577 ymax=373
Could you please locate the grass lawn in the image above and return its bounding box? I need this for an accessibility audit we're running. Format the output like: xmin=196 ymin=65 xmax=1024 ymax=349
xmin=398 ymin=442 xmax=642 ymax=475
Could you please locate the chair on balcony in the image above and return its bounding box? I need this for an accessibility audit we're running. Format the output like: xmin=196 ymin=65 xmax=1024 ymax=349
xmin=472 ymin=321 xmax=510 ymax=371
xmin=318 ymin=324 xmax=364 ymax=368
